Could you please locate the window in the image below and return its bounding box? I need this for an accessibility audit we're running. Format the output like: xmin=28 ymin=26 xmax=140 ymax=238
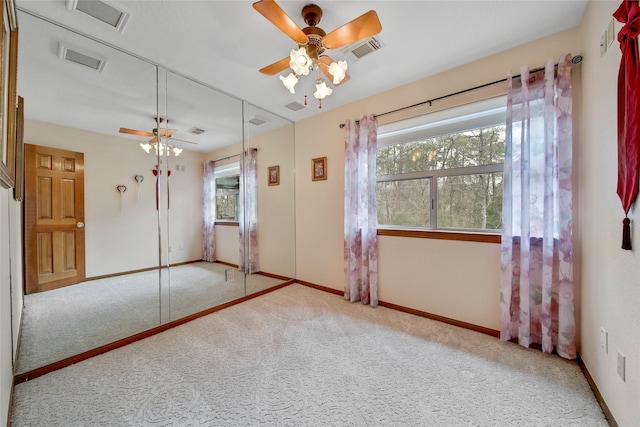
xmin=214 ymin=163 xmax=240 ymax=222
xmin=376 ymin=97 xmax=506 ymax=232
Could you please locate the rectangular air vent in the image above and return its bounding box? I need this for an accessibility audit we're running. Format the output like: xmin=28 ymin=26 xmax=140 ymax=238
xmin=67 ymin=0 xmax=130 ymax=33
xmin=284 ymin=101 xmax=306 ymax=112
xmin=58 ymin=43 xmax=107 ymax=72
xmin=343 ymin=36 xmax=384 ymax=60
xmin=248 ymin=117 xmax=268 ymax=126
xmin=189 ymin=127 xmax=205 ymax=135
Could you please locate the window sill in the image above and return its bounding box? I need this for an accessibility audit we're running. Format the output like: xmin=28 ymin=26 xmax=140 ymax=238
xmin=377 ymin=228 xmax=501 ymax=244
xmin=215 ymin=221 xmax=239 ymax=226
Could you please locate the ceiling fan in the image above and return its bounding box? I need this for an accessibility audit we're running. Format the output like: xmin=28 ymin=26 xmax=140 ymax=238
xmin=253 ymin=0 xmax=382 ymax=105
xmin=119 ymin=118 xmax=196 ymax=156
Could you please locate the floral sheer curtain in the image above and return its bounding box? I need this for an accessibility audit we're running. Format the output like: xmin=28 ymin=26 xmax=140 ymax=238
xmin=344 ymin=114 xmax=378 ymax=306
xmin=203 ymin=160 xmax=216 ymax=262
xmin=239 ymin=148 xmax=259 ymax=274
xmin=500 ymin=54 xmax=575 ymax=359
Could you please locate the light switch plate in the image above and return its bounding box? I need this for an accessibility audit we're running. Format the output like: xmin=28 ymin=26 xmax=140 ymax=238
xmin=607 ymin=19 xmax=615 ymax=47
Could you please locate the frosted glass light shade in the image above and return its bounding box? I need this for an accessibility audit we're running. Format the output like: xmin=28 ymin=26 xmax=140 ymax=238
xmin=280 ymin=72 xmax=299 ymax=94
xmin=313 ymin=79 xmax=333 ymax=100
xmin=172 ymin=147 xmax=183 ymax=157
xmin=289 ymin=47 xmax=311 ymax=76
xmin=140 ymin=143 xmax=152 ymax=153
xmin=328 ymin=60 xmax=348 ymax=84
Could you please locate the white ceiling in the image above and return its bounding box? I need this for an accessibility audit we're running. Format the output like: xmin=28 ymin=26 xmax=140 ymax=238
xmin=16 ymin=0 xmax=588 ymax=152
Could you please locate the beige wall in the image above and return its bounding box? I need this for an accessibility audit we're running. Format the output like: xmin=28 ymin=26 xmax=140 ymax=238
xmin=0 ymin=190 xmax=12 ymax=426
xmin=295 ymin=28 xmax=580 ymax=332
xmin=579 ymin=1 xmax=640 ymax=425
xmin=0 ymin=187 xmax=22 ymax=427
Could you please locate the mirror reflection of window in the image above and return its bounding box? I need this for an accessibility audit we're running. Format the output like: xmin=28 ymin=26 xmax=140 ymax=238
xmin=214 ymin=163 xmax=240 ymax=222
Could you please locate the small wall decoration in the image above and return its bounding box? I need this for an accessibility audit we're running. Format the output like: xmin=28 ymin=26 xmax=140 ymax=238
xmin=268 ymin=165 xmax=280 ymax=186
xmin=116 ymin=185 xmax=127 ymax=210
xmin=134 ymin=174 xmax=144 ymax=203
xmin=152 ymin=165 xmax=171 ymax=210
xmin=312 ymin=157 xmax=327 ymax=181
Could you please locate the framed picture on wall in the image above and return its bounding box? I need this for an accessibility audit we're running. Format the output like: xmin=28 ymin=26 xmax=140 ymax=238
xmin=0 ymin=0 xmax=18 ymax=190
xmin=312 ymin=157 xmax=327 ymax=181
xmin=268 ymin=165 xmax=279 ymax=186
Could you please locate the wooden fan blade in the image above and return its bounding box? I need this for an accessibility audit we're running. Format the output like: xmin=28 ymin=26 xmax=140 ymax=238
xmin=253 ymin=0 xmax=307 ymax=44
xmin=322 ymin=10 xmax=382 ymax=50
xmin=318 ymin=56 xmax=350 ymax=86
xmin=168 ymin=136 xmax=198 ymax=145
xmin=260 ymin=56 xmax=291 ymax=75
xmin=156 ymin=128 xmax=176 ymax=138
xmin=119 ymin=127 xmax=154 ymax=137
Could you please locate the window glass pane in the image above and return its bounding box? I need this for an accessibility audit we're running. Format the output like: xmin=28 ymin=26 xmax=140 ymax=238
xmin=215 ymin=175 xmax=239 ymax=194
xmin=377 ymin=126 xmax=505 ymax=175
xmin=376 ymin=179 xmax=431 ymax=227
xmin=216 ymin=195 xmax=238 ymax=221
xmin=215 ymin=175 xmax=239 ymax=221
xmin=436 ymin=172 xmax=503 ymax=230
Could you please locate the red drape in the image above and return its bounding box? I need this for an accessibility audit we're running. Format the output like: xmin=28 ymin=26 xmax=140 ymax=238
xmin=614 ymin=0 xmax=640 ymax=250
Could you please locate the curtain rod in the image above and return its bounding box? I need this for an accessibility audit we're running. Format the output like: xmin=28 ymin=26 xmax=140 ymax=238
xmin=210 ymin=147 xmax=259 ymax=164
xmin=338 ymin=54 xmax=583 ymax=128
xmin=210 ymin=153 xmax=240 ymax=163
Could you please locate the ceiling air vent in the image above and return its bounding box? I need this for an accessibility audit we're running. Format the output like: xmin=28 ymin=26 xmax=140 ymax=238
xmin=248 ymin=117 xmax=268 ymax=126
xmin=67 ymin=0 xmax=130 ymax=33
xmin=343 ymin=36 xmax=384 ymax=60
xmin=284 ymin=101 xmax=306 ymax=112
xmin=189 ymin=127 xmax=205 ymax=135
xmin=58 ymin=43 xmax=107 ymax=72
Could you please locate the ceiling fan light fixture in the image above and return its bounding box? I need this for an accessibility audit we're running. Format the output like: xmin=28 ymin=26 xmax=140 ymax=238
xmin=328 ymin=60 xmax=348 ymax=84
xmin=140 ymin=142 xmax=152 ymax=153
xmin=280 ymin=72 xmax=299 ymax=94
xmin=172 ymin=147 xmax=183 ymax=157
xmin=313 ymin=78 xmax=332 ymax=100
xmin=289 ymin=47 xmax=311 ymax=76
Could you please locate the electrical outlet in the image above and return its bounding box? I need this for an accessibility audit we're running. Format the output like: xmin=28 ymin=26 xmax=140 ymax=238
xmin=600 ymin=327 xmax=608 ymax=353
xmin=617 ymin=351 xmax=626 ymax=381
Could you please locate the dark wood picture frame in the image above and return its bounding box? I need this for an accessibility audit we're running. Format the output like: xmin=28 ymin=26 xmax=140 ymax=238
xmin=268 ymin=165 xmax=279 ymax=186
xmin=0 ymin=0 xmax=17 ymax=190
xmin=312 ymin=156 xmax=327 ymax=181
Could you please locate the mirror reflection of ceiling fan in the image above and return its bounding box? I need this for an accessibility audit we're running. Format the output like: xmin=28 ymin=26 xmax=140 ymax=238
xmin=119 ymin=118 xmax=197 ymax=157
xmin=253 ymin=0 xmax=382 ymax=106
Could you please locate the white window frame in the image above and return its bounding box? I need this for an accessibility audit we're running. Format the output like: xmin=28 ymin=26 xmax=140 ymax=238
xmin=376 ymin=96 xmax=506 ymax=232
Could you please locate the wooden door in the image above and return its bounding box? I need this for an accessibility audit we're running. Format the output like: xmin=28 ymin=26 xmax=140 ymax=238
xmin=24 ymin=144 xmax=85 ymax=294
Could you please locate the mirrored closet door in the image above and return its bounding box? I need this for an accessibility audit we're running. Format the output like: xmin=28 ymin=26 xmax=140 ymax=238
xmin=17 ymin=10 xmax=163 ymax=373
xmin=15 ymin=8 xmax=296 ymax=376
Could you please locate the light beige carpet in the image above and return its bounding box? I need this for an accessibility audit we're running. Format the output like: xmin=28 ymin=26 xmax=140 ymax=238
xmin=16 ymin=262 xmax=283 ymax=373
xmin=11 ymin=284 xmax=607 ymax=426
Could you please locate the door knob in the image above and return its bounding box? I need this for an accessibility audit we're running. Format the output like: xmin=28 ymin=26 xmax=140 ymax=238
xmin=77 ymin=222 xmax=85 ymax=228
